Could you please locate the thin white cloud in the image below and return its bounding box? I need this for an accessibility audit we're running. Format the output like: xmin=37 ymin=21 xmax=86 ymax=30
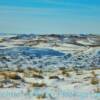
xmin=0 ymin=5 xmax=99 ymax=17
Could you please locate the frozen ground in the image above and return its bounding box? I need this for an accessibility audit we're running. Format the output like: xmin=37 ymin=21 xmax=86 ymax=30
xmin=0 ymin=33 xmax=100 ymax=100
xmin=0 ymin=69 xmax=100 ymax=100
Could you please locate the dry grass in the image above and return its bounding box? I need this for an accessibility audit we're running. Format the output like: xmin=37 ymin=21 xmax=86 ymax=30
xmin=24 ymin=68 xmax=43 ymax=78
xmin=0 ymin=82 xmax=3 ymax=88
xmin=49 ymin=76 xmax=60 ymax=80
xmin=0 ymin=71 xmax=22 ymax=80
xmin=59 ymin=67 xmax=70 ymax=77
xmin=90 ymin=71 xmax=99 ymax=85
xmin=94 ymin=86 xmax=100 ymax=93
xmin=90 ymin=77 xmax=99 ymax=85
xmin=32 ymin=74 xmax=44 ymax=79
xmin=91 ymin=71 xmax=97 ymax=77
xmin=37 ymin=93 xmax=46 ymax=99
xmin=31 ymin=83 xmax=47 ymax=87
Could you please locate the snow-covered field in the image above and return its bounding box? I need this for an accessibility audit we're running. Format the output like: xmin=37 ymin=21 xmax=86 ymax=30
xmin=0 ymin=33 xmax=100 ymax=100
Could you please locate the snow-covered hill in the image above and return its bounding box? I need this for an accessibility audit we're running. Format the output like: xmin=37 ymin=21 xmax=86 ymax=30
xmin=0 ymin=34 xmax=100 ymax=70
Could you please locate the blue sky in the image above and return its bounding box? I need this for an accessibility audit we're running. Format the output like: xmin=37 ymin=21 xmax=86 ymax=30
xmin=0 ymin=0 xmax=100 ymax=34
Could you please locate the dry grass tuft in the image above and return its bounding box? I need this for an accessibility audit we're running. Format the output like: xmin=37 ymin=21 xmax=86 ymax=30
xmin=91 ymin=77 xmax=99 ymax=85
xmin=37 ymin=93 xmax=46 ymax=99
xmin=59 ymin=67 xmax=70 ymax=77
xmin=90 ymin=71 xmax=99 ymax=85
xmin=49 ymin=76 xmax=60 ymax=80
xmin=32 ymin=83 xmax=47 ymax=87
xmin=94 ymin=87 xmax=100 ymax=93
